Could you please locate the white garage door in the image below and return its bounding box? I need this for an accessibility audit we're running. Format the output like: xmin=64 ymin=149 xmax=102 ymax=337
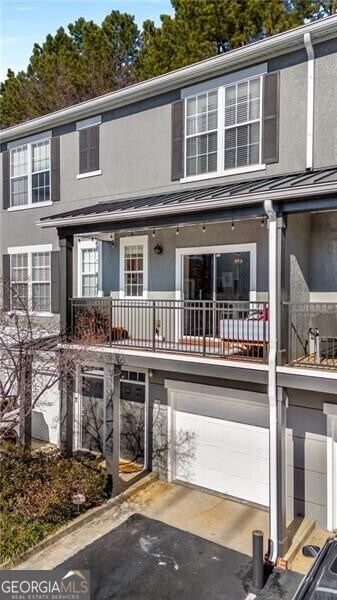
xmin=171 ymin=385 xmax=269 ymax=507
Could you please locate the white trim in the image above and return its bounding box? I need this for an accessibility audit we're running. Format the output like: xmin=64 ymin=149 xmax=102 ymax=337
xmin=7 ymin=200 xmax=53 ymax=212
xmin=304 ymin=32 xmax=315 ymax=171
xmin=164 ymin=378 xmax=267 ymax=404
xmin=324 ymin=403 xmax=337 ymax=417
xmin=119 ymin=235 xmax=148 ymax=299
xmin=181 ymin=163 xmax=266 ymax=183
xmin=76 ymin=115 xmax=102 ymax=130
xmin=7 ymin=130 xmax=52 ymax=150
xmin=324 ymin=403 xmax=337 ymax=531
xmin=2 ymin=16 xmax=336 ymax=142
xmin=60 ymin=341 xmax=269 ymax=370
xmin=8 ymin=244 xmax=53 ymax=254
xmin=175 ymin=242 xmax=257 ymax=300
xmin=181 ymin=63 xmax=267 ymax=98
xmin=278 ymin=365 xmax=337 ymax=380
xmin=76 ymin=170 xmax=102 ymax=180
xmin=310 ymin=292 xmax=337 ymax=303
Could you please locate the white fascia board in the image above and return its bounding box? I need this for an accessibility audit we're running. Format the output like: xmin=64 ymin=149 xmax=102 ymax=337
xmin=38 ymin=180 xmax=337 ymax=229
xmin=1 ymin=15 xmax=337 ymax=144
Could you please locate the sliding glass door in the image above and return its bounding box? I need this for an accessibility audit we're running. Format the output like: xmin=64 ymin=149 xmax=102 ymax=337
xmin=183 ymin=251 xmax=250 ymax=337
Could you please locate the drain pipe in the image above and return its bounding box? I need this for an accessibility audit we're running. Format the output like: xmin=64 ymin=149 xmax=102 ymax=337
xmin=304 ymin=32 xmax=315 ymax=171
xmin=264 ymin=199 xmax=279 ymax=565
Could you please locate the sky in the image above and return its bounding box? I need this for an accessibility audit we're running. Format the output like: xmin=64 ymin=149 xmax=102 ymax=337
xmin=0 ymin=0 xmax=173 ymax=81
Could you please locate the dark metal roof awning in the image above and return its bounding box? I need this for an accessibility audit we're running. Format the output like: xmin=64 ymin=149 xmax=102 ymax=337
xmin=39 ymin=166 xmax=337 ymax=231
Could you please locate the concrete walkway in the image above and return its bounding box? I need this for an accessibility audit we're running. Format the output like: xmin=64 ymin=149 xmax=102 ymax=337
xmin=15 ymin=481 xmax=269 ymax=570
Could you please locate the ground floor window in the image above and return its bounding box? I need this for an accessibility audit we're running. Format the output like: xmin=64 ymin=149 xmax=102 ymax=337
xmin=9 ymin=246 xmax=51 ymax=312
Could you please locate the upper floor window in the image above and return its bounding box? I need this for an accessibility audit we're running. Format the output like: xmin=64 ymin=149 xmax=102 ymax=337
xmin=10 ymin=248 xmax=51 ymax=313
xmin=186 ymin=90 xmax=218 ymax=177
xmin=76 ymin=116 xmax=101 ymax=178
xmin=224 ymin=78 xmax=261 ymax=170
xmin=184 ymin=76 xmax=263 ymax=179
xmin=10 ymin=139 xmax=50 ymax=207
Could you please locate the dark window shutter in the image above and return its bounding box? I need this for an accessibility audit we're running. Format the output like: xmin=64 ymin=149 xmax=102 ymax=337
xmin=2 ymin=150 xmax=10 ymax=209
xmin=262 ymin=71 xmax=280 ymax=165
xmin=89 ymin=125 xmax=99 ymax=172
xmin=171 ymin=100 xmax=184 ymax=181
xmin=50 ymin=251 xmax=60 ymax=313
xmin=50 ymin=137 xmax=60 ymax=202
xmin=2 ymin=254 xmax=11 ymax=311
xmin=79 ymin=128 xmax=89 ymax=174
xmin=79 ymin=126 xmax=99 ymax=174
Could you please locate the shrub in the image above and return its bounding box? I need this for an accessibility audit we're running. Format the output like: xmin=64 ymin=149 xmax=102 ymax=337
xmin=0 ymin=446 xmax=108 ymax=562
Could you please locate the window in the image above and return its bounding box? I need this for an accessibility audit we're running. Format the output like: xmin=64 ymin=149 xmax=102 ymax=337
xmin=10 ymin=248 xmax=51 ymax=312
xmin=224 ymin=78 xmax=261 ymax=170
xmin=184 ymin=75 xmax=263 ymax=179
xmin=77 ymin=116 xmax=101 ymax=176
xmin=78 ymin=240 xmax=99 ymax=297
xmin=124 ymin=245 xmax=144 ymax=297
xmin=186 ymin=90 xmax=218 ymax=176
xmin=10 ymin=139 xmax=50 ymax=207
xmin=121 ymin=370 xmax=146 ymax=404
xmin=120 ymin=236 xmax=148 ymax=299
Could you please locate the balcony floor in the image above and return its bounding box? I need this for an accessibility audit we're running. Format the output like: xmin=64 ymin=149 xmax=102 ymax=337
xmin=97 ymin=337 xmax=267 ymax=363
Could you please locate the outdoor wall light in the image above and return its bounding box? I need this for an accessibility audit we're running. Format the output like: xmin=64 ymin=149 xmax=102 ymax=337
xmin=154 ymin=243 xmax=163 ymax=255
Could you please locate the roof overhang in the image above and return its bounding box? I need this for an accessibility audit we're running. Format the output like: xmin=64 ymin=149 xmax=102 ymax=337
xmin=38 ymin=169 xmax=337 ymax=231
xmin=1 ymin=15 xmax=337 ymax=144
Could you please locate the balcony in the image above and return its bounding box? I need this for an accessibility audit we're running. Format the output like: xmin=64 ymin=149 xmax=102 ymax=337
xmin=288 ymin=303 xmax=337 ymax=370
xmin=70 ymin=298 xmax=269 ymax=363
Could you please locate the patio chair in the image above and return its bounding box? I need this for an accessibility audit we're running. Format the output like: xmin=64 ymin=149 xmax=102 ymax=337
xmin=311 ymin=313 xmax=337 ymax=364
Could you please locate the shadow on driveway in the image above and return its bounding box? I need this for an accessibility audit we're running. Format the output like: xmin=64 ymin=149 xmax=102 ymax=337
xmin=57 ymin=514 xmax=301 ymax=600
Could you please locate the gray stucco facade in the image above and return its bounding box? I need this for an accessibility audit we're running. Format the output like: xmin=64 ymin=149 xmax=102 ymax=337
xmin=1 ymin=18 xmax=337 ymax=540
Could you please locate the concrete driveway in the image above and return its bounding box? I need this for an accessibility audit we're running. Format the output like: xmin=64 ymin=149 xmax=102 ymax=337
xmin=58 ymin=513 xmax=301 ymax=600
xmin=16 ymin=480 xmax=270 ymax=570
xmin=15 ymin=480 xmax=301 ymax=598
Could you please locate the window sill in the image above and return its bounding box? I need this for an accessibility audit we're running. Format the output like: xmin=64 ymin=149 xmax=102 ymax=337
xmin=77 ymin=170 xmax=102 ymax=180
xmin=180 ymin=163 xmax=266 ymax=184
xmin=7 ymin=201 xmax=53 ymax=212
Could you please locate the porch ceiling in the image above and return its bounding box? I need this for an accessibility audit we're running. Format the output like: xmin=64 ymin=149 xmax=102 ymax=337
xmin=39 ymin=166 xmax=337 ymax=232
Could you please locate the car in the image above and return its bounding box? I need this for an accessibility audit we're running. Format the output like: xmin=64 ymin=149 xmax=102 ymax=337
xmin=292 ymin=536 xmax=337 ymax=599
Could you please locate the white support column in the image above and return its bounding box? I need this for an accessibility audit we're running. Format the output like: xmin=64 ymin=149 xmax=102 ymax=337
xmin=264 ymin=200 xmax=288 ymax=562
xmin=304 ymin=32 xmax=315 ymax=171
xmin=265 ymin=199 xmax=278 ymax=563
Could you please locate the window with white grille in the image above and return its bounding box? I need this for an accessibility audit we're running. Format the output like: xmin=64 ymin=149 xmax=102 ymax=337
xmin=10 ymin=139 xmax=50 ymax=207
xmin=124 ymin=245 xmax=144 ymax=297
xmin=184 ymin=75 xmax=263 ymax=179
xmin=10 ymin=250 xmax=51 ymax=312
xmin=185 ymin=90 xmax=218 ymax=176
xmin=81 ymin=247 xmax=99 ymax=297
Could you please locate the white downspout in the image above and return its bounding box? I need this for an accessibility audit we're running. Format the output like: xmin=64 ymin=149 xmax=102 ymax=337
xmin=304 ymin=32 xmax=315 ymax=170
xmin=264 ymin=199 xmax=278 ymax=564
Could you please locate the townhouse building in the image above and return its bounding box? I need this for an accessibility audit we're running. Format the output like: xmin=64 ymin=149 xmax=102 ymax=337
xmin=1 ymin=15 xmax=337 ymax=563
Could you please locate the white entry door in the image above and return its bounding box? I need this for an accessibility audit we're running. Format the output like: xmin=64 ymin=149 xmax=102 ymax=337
xmin=169 ymin=383 xmax=269 ymax=507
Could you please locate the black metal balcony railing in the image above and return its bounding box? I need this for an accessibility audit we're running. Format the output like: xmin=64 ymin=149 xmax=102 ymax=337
xmin=70 ymin=298 xmax=269 ymax=362
xmin=288 ymin=302 xmax=337 ymax=369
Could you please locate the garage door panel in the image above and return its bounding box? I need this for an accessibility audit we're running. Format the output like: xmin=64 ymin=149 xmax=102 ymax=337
xmin=173 ymin=392 xmax=269 ymax=507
